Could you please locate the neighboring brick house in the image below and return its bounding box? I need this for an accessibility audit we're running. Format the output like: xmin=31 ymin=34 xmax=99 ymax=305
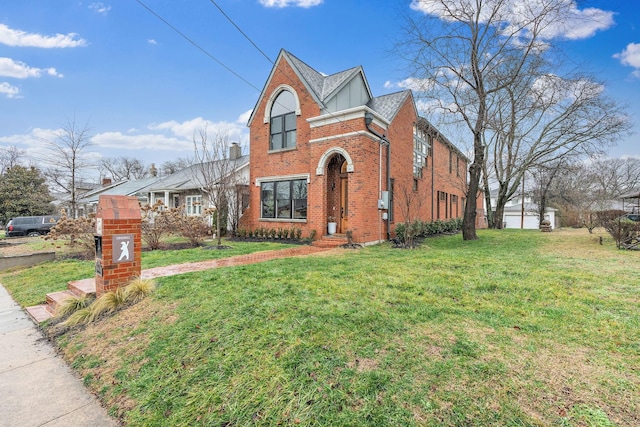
xmin=242 ymin=50 xmax=484 ymax=245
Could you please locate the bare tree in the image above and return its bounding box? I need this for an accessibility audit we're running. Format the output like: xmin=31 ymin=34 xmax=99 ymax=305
xmin=192 ymin=127 xmax=248 ymax=246
xmin=100 ymin=157 xmax=148 ymax=181
xmin=160 ymin=157 xmax=193 ymax=176
xmin=398 ymin=0 xmax=620 ymax=240
xmin=43 ymin=116 xmax=93 ymax=218
xmin=588 ymin=157 xmax=640 ymax=205
xmin=483 ymin=71 xmax=630 ymax=228
xmin=527 ymin=157 xmax=639 ymax=229
xmin=529 ymin=160 xmax=565 ymax=227
xmin=396 ymin=182 xmax=425 ymax=248
xmin=0 ymin=145 xmax=25 ymax=175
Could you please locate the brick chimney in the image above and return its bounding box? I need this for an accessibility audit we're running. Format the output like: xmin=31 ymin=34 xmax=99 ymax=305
xmin=102 ymin=178 xmax=112 ymax=187
xmin=149 ymin=163 xmax=158 ymax=177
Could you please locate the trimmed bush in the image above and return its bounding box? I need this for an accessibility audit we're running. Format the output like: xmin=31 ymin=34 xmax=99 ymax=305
xmin=395 ymin=218 xmax=463 ymax=247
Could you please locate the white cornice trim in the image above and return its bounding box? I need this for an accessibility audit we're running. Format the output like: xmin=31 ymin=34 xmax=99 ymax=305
xmin=309 ymin=130 xmax=378 ymax=144
xmin=307 ymin=106 xmax=389 ymax=129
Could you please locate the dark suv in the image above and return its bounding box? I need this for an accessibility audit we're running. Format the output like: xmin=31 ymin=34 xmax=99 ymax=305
xmin=5 ymin=215 xmax=60 ymax=237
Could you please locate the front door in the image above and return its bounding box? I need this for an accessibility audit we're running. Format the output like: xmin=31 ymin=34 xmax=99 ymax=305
xmin=340 ymin=177 xmax=348 ymax=232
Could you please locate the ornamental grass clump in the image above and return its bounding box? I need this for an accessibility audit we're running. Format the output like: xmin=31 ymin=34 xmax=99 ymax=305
xmin=91 ymin=287 xmax=128 ymax=318
xmin=62 ymin=307 xmax=95 ymax=327
xmin=61 ymin=278 xmax=156 ymax=327
xmin=55 ymin=295 xmax=91 ymax=318
xmin=125 ymin=277 xmax=155 ymax=304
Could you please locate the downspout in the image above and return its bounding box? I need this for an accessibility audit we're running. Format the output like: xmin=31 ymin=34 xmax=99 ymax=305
xmin=364 ymin=111 xmax=391 ymax=241
xmin=431 ymin=134 xmax=435 ymax=221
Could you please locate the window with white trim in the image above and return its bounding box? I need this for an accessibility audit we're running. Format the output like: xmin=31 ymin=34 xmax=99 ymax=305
xmin=413 ymin=125 xmax=429 ymax=178
xmin=185 ymin=195 xmax=202 ymax=216
xmin=270 ymin=90 xmax=297 ymax=150
xmin=261 ymin=179 xmax=307 ymax=219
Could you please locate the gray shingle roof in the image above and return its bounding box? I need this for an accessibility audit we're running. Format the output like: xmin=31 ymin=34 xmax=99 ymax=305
xmin=284 ymin=51 xmax=367 ymax=105
xmin=76 ymin=177 xmax=161 ymax=204
xmin=284 ymin=50 xmax=413 ymax=122
xmin=146 ymin=155 xmax=249 ymax=192
xmin=367 ymin=91 xmax=411 ymax=122
xmin=321 ymin=67 xmax=361 ymax=100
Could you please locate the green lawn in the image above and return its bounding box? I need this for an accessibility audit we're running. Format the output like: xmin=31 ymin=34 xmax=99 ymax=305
xmin=2 ymin=229 xmax=639 ymax=426
xmin=0 ymin=240 xmax=297 ymax=306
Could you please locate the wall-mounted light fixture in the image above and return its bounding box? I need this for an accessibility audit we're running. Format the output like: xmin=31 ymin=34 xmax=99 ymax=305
xmin=331 ymin=182 xmax=335 ymax=191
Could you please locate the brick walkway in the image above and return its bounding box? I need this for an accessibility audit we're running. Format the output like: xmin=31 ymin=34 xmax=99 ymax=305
xmin=26 ymin=245 xmax=339 ymax=324
xmin=141 ymin=245 xmax=332 ymax=279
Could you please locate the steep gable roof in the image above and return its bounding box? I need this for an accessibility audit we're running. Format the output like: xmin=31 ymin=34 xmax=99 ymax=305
xmin=248 ymin=50 xmax=373 ymax=126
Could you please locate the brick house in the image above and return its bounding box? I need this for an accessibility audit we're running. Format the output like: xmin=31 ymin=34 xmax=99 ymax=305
xmin=241 ymin=50 xmax=484 ymax=245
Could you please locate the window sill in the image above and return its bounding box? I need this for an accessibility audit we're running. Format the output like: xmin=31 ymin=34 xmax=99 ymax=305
xmin=259 ymin=218 xmax=307 ymax=223
xmin=268 ymin=146 xmax=297 ymax=154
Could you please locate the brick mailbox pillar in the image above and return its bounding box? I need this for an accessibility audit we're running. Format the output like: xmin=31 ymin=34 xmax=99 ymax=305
xmin=94 ymin=195 xmax=142 ymax=297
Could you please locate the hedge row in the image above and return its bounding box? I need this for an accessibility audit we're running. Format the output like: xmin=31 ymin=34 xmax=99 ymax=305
xmin=394 ymin=218 xmax=463 ymax=244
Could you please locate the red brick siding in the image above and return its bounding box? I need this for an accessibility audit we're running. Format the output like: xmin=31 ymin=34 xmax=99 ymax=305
xmin=245 ymin=57 xmax=483 ymax=244
xmin=95 ymin=196 xmax=142 ymax=296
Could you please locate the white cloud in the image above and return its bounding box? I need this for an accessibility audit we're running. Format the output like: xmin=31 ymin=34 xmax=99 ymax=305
xmin=410 ymin=0 xmax=614 ymax=41
xmin=0 ymin=23 xmax=86 ymax=48
xmin=530 ymin=74 xmax=604 ymax=106
xmin=536 ymin=5 xmax=614 ymax=40
xmin=614 ymin=42 xmax=640 ymax=78
xmin=0 ymin=57 xmax=62 ymax=79
xmin=0 ymin=116 xmax=250 ymax=170
xmin=0 ymin=127 xmax=57 ymax=162
xmin=0 ymin=82 xmax=20 ymax=98
xmin=237 ymin=109 xmax=253 ymax=125
xmin=384 ymin=77 xmax=433 ymax=91
xmin=147 ymin=39 xmax=158 ymax=45
xmin=91 ymin=131 xmax=193 ymax=151
xmin=148 ymin=117 xmax=247 ymax=142
xmin=258 ymin=0 xmax=322 ymax=8
xmin=89 ymin=2 xmax=111 ymax=15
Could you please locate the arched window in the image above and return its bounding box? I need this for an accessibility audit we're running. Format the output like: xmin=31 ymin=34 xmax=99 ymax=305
xmin=270 ymin=90 xmax=297 ymax=150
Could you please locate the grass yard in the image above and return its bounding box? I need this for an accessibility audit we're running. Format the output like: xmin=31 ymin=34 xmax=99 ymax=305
xmin=2 ymin=229 xmax=639 ymax=426
xmin=0 ymin=240 xmax=298 ymax=306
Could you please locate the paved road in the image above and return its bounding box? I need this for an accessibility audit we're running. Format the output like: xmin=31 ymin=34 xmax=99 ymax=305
xmin=0 ymin=284 xmax=119 ymax=427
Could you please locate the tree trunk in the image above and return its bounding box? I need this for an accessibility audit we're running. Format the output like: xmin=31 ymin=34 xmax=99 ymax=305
xmin=482 ymin=166 xmax=494 ymax=228
xmin=463 ymin=131 xmax=483 ymax=240
xmin=494 ymin=204 xmax=505 ymax=229
xmin=216 ymin=209 xmax=222 ymax=246
xmin=491 ymin=183 xmax=513 ymax=229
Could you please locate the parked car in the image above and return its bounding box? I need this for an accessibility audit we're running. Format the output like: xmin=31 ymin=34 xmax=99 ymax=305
xmin=623 ymin=213 xmax=640 ymax=222
xmin=5 ymin=215 xmax=60 ymax=237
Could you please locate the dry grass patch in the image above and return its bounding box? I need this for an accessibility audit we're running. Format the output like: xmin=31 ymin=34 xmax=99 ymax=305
xmin=503 ymin=335 xmax=640 ymax=426
xmin=59 ymin=299 xmax=180 ymax=419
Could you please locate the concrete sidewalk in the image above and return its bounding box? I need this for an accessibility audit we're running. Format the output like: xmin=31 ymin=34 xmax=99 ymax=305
xmin=0 ymin=285 xmax=119 ymax=427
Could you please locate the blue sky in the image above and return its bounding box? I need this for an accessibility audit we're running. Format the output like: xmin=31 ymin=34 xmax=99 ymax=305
xmin=0 ymin=0 xmax=638 ymax=178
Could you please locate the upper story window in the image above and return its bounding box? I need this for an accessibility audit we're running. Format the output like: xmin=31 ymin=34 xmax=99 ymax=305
xmin=270 ymin=90 xmax=297 ymax=151
xmin=413 ymin=125 xmax=430 ymax=178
